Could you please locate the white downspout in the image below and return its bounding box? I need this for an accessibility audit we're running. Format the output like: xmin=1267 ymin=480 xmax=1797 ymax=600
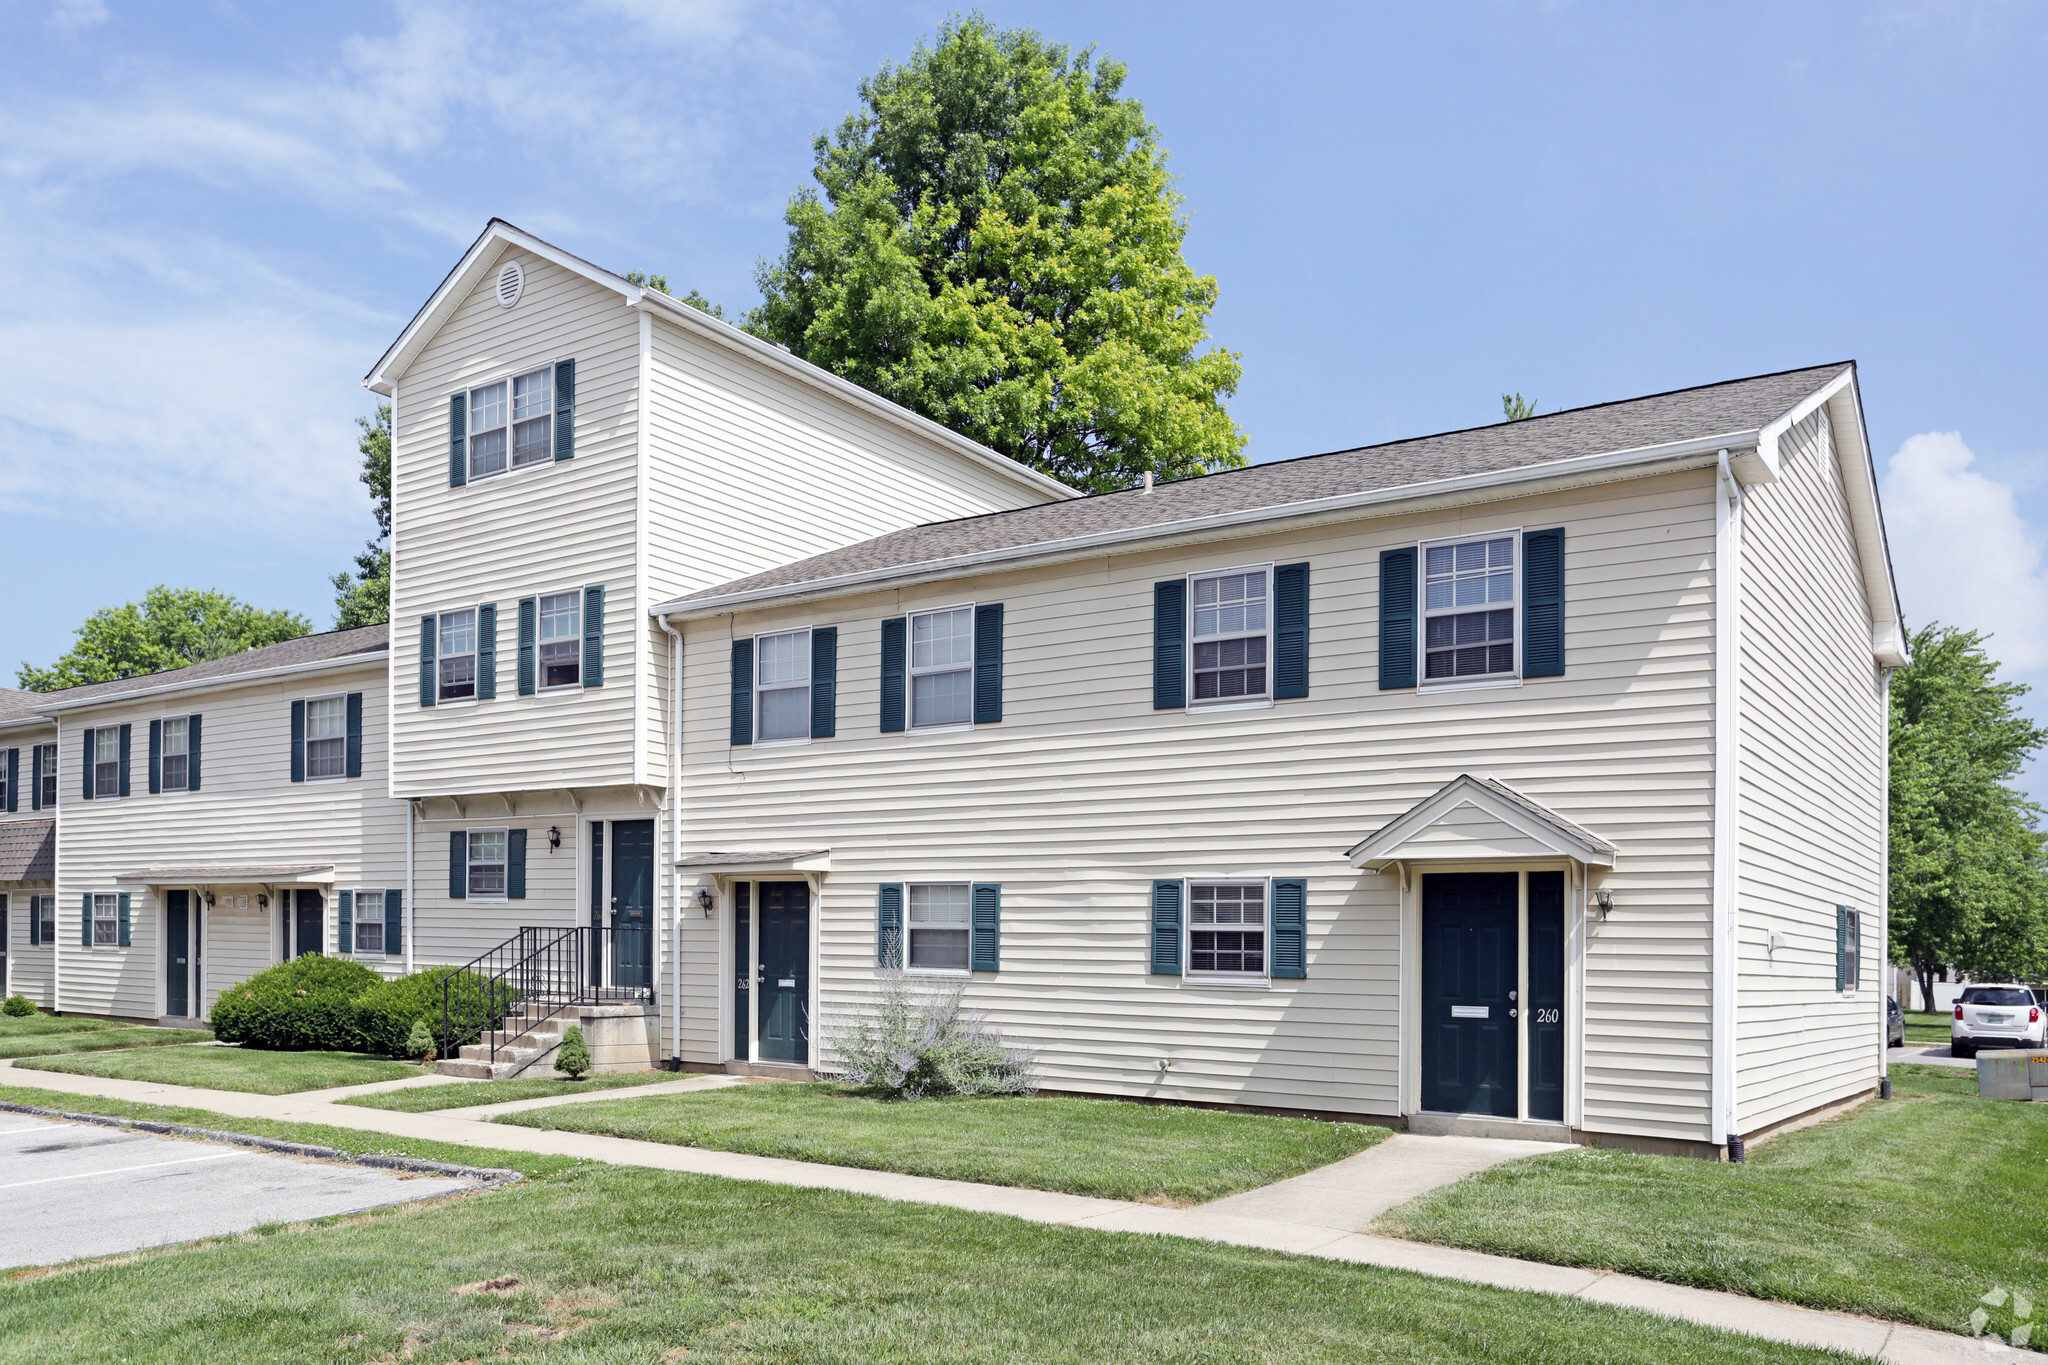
xmin=660 ymin=612 xmax=684 ymax=1068
xmin=52 ymin=718 xmax=61 ymax=1016
xmin=405 ymin=797 xmax=418 ymax=974
xmin=1711 ymin=450 xmax=1744 ymax=1151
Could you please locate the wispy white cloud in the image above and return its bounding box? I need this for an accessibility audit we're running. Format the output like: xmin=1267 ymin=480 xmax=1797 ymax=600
xmin=48 ymin=0 xmax=109 ymax=34
xmin=1883 ymin=430 xmax=2048 ymax=672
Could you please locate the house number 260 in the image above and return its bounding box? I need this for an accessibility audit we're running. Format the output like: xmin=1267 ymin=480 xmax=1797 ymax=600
xmin=1534 ymin=1008 xmax=1561 ymax=1024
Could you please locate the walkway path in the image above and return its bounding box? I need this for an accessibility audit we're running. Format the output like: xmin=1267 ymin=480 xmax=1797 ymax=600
xmin=0 ymin=1060 xmax=1996 ymax=1364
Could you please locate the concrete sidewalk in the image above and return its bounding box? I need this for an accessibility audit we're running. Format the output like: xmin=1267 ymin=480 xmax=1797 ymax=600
xmin=0 ymin=1060 xmax=1997 ymax=1364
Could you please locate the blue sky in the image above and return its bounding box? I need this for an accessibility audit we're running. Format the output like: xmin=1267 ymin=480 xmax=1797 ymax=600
xmin=4 ymin=1 xmax=2046 ymax=779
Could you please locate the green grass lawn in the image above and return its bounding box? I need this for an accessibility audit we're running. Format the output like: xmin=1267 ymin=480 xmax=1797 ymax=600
xmin=1378 ymin=1065 xmax=2046 ymax=1336
xmin=1902 ymin=1010 xmax=1953 ymax=1046
xmin=14 ymin=1045 xmax=421 ymax=1095
xmin=338 ymin=1068 xmax=683 ymax=1112
xmin=0 ymin=1012 xmax=128 ymax=1037
xmin=498 ymin=1081 xmax=1389 ymax=1204
xmin=0 ymin=1027 xmax=213 ymax=1060
xmin=0 ymin=1085 xmax=1838 ymax=1365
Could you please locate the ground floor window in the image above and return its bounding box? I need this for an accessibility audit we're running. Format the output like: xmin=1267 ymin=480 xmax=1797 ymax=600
xmin=467 ymin=830 xmax=508 ymax=898
xmin=353 ymin=890 xmax=386 ymax=954
xmin=32 ymin=896 xmax=53 ymax=944
xmin=907 ymin=883 xmax=971 ymax=971
xmin=90 ymin=894 xmax=119 ymax=947
xmin=1189 ymin=881 xmax=1266 ymax=976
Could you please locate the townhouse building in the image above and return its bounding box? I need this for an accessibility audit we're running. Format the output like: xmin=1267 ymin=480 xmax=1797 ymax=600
xmin=2 ymin=220 xmax=1902 ymax=1157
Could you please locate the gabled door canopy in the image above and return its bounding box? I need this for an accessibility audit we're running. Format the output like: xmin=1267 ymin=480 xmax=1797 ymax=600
xmin=1347 ymin=774 xmax=1615 ymax=871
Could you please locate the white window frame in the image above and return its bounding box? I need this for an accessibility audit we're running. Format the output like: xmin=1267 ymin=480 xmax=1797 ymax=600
xmin=92 ymin=728 xmax=121 ymax=800
xmin=437 ymin=607 xmax=480 ymax=705
xmin=37 ymin=745 xmax=56 ymax=809
xmin=753 ymin=627 xmax=813 ymax=745
xmin=89 ymin=893 xmax=119 ymax=949
xmin=352 ymin=889 xmax=387 ymax=956
xmin=466 ymin=828 xmax=509 ymax=901
xmin=905 ymin=881 xmax=973 ymax=976
xmin=535 ymin=588 xmax=585 ymax=693
xmin=1418 ymin=528 xmax=1522 ymax=692
xmin=32 ymin=895 xmax=54 ymax=945
xmin=1185 ymin=878 xmax=1271 ymax=983
xmin=159 ymin=714 xmax=191 ymax=793
xmin=466 ymin=363 xmax=557 ymax=482
xmin=1187 ymin=563 xmax=1274 ymax=708
xmin=302 ymin=693 xmax=348 ymax=782
xmin=907 ymin=603 xmax=977 ymax=732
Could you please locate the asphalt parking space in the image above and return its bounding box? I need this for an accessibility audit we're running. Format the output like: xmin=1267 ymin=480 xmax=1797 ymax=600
xmin=0 ymin=1113 xmax=479 ymax=1269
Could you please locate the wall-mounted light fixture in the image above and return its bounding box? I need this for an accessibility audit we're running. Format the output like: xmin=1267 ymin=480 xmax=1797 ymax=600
xmin=548 ymin=825 xmax=562 ymax=851
xmin=204 ymin=893 xmax=215 ymax=908
xmin=256 ymin=893 xmax=269 ymax=910
xmin=1593 ymin=888 xmax=1613 ymax=919
xmin=695 ymin=886 xmax=716 ymax=918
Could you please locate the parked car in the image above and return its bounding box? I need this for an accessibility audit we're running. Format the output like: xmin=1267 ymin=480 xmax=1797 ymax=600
xmin=1887 ymin=996 xmax=1905 ymax=1049
xmin=1951 ymin=984 xmax=2047 ymax=1058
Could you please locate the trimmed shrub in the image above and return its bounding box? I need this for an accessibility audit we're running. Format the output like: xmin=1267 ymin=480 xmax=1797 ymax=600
xmin=554 ymin=1025 xmax=591 ymax=1080
xmin=2 ymin=994 xmax=35 ymax=1018
xmin=208 ymin=955 xmax=381 ymax=1051
xmin=404 ymin=1017 xmax=437 ymax=1064
xmin=830 ymin=971 xmax=1036 ymax=1099
xmin=351 ymin=967 xmax=518 ymax=1058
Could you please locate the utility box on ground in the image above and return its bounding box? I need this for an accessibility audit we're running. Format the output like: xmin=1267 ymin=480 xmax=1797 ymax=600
xmin=1977 ymin=1051 xmax=2048 ymax=1101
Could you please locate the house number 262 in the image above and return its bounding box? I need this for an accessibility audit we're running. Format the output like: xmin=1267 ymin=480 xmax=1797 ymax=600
xmin=1535 ymin=1008 xmax=1561 ymax=1024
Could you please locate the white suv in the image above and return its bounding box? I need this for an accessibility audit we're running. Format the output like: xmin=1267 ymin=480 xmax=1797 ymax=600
xmin=1952 ymin=984 xmax=2046 ymax=1059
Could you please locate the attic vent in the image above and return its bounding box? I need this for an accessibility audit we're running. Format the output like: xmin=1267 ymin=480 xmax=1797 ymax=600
xmin=495 ymin=260 xmax=524 ymax=309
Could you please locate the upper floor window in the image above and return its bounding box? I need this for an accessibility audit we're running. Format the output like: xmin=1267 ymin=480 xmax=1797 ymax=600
xmin=467 ymin=830 xmax=508 ymax=898
xmin=1191 ymin=567 xmax=1269 ymax=703
xmin=37 ymin=744 xmax=55 ymax=808
xmin=1423 ymin=534 xmax=1517 ymax=682
xmin=910 ymin=607 xmax=974 ymax=728
xmin=907 ymin=883 xmax=971 ymax=972
xmin=304 ymin=697 xmax=346 ymax=779
xmin=93 ymin=729 xmax=121 ymax=798
xmin=538 ymin=591 xmax=582 ymax=690
xmin=755 ymin=628 xmax=812 ymax=742
xmin=1189 ymin=881 xmax=1266 ymax=978
xmin=161 ymin=716 xmax=190 ymax=792
xmin=438 ymin=609 xmax=478 ymax=702
xmin=468 ymin=367 xmax=554 ymax=480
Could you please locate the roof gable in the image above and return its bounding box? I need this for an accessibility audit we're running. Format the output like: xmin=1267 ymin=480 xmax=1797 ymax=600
xmin=1347 ymin=775 xmax=1617 ymax=869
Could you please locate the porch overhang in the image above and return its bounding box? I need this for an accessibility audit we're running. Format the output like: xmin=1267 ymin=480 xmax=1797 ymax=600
xmin=1346 ymin=775 xmax=1616 ymax=871
xmin=674 ymin=849 xmax=831 ymax=879
xmin=118 ymin=862 xmax=335 ymax=885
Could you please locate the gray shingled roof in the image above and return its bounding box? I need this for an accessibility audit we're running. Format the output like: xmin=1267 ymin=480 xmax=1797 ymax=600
xmin=665 ymin=363 xmax=1848 ymax=610
xmin=30 ymin=624 xmax=389 ymax=711
xmin=0 ymin=820 xmax=55 ymax=882
xmin=0 ymin=689 xmax=48 ymax=727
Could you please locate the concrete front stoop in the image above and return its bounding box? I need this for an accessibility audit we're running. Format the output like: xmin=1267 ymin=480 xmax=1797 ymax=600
xmin=437 ymin=1002 xmax=659 ymax=1081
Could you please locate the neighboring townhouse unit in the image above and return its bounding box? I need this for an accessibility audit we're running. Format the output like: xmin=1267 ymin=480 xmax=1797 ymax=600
xmin=0 ymin=688 xmax=60 ymax=1004
xmin=654 ymin=362 xmax=1903 ymax=1158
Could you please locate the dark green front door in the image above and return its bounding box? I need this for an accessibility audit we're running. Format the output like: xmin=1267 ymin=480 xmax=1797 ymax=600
xmin=1527 ymin=872 xmax=1566 ymax=1123
xmin=756 ymin=882 xmax=808 ymax=1064
xmin=1421 ymin=872 xmax=1518 ymax=1117
xmin=165 ymin=890 xmax=190 ymax=1017
xmin=611 ymin=820 xmax=654 ymax=990
xmin=293 ymin=889 xmax=323 ymax=958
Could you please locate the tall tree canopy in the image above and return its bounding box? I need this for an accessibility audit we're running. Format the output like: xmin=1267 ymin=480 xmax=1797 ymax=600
xmin=749 ymin=15 xmax=1245 ymax=494
xmin=1889 ymin=623 xmax=2048 ymax=1005
xmin=332 ymin=403 xmax=391 ymax=629
xmin=18 ymin=586 xmax=310 ymax=691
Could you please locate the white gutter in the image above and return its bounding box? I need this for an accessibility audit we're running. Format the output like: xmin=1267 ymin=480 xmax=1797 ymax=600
xmin=660 ymin=613 xmax=684 ymax=1068
xmin=653 ymin=430 xmax=1761 ymax=621
xmin=32 ymin=652 xmax=387 ymax=714
xmin=1711 ymin=450 xmax=1744 ymax=1149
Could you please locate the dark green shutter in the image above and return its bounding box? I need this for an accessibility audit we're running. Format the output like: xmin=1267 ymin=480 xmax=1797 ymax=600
xmin=188 ymin=715 xmax=202 ymax=791
xmin=1271 ymin=878 xmax=1307 ymax=979
xmin=449 ymin=831 xmax=467 ymax=900
xmin=80 ymin=728 xmax=93 ymax=800
xmin=337 ymin=890 xmax=353 ymax=954
xmin=345 ymin=693 xmax=363 ymax=778
xmin=971 ymin=883 xmax=1001 ymax=972
xmin=810 ymin=627 xmax=837 ymax=739
xmin=508 ymin=829 xmax=528 ymax=899
xmin=477 ymin=603 xmax=498 ymax=700
xmin=973 ymin=603 xmax=1004 ymax=724
xmin=517 ymin=597 xmax=537 ymax=695
xmin=289 ymin=700 xmax=306 ymax=783
xmin=1836 ymin=905 xmax=1852 ymax=990
xmin=1274 ymin=563 xmax=1310 ymax=699
xmin=4 ymin=747 xmax=14 ymax=813
xmin=448 ymin=392 xmax=467 ymax=487
xmin=1154 ymin=580 xmax=1187 ymax=709
xmin=1378 ymin=547 xmax=1418 ymax=689
xmin=117 ymin=893 xmax=130 ymax=948
xmin=553 ymin=359 xmax=575 ymax=461
xmin=385 ymin=890 xmax=403 ymax=956
xmin=27 ymin=894 xmax=38 ymax=945
xmin=117 ymin=724 xmax=130 ymax=797
xmin=148 ymin=720 xmax=161 ymax=794
xmin=729 ymin=639 xmax=754 ymax=746
xmin=419 ymin=616 xmax=437 ymax=708
xmin=1150 ymin=880 xmax=1183 ymax=975
xmin=877 ymin=883 xmax=904 ymax=968
xmin=30 ymin=744 xmax=42 ymax=810
xmin=880 ymin=617 xmax=907 ymax=733
xmin=1523 ymin=527 xmax=1565 ymax=678
xmin=582 ymin=585 xmax=605 ymax=687
xmin=80 ymin=893 xmax=91 ymax=946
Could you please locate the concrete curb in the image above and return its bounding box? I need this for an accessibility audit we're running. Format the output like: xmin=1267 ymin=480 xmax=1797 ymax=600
xmin=0 ymin=1100 xmax=524 ymax=1189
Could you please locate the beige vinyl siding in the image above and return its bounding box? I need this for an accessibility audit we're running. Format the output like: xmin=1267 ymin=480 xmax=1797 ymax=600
xmin=389 ymin=250 xmax=642 ymax=798
xmin=1734 ymin=408 xmax=1888 ymax=1132
xmin=5 ymin=884 xmax=54 ymax=1007
xmin=411 ymin=813 xmax=582 ymax=968
xmin=672 ymin=468 xmax=1721 ymax=1139
xmin=50 ymin=664 xmax=408 ymax=1020
xmin=0 ymin=725 xmax=55 ymax=824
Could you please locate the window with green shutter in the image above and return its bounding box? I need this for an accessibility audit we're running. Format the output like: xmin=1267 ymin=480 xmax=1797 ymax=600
xmin=877 ymin=883 xmax=904 ymax=968
xmin=1150 ymin=880 xmax=1183 ymax=975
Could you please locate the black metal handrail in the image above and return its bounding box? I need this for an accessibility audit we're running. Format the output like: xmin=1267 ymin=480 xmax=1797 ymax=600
xmin=439 ymin=925 xmax=654 ymax=1064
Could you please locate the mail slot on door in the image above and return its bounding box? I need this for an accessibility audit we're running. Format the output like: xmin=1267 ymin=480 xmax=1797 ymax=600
xmin=778 ymin=979 xmax=796 ymax=989
xmin=1450 ymin=1005 xmax=1490 ymax=1019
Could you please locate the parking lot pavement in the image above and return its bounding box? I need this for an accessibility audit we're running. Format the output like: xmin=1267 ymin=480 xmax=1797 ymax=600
xmin=0 ymin=1113 xmax=479 ymax=1269
xmin=1889 ymin=1043 xmax=1976 ymax=1070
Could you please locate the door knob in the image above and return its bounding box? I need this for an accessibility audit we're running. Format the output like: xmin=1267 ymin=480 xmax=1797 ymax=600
xmin=1510 ymin=1008 xmax=1519 ymax=1018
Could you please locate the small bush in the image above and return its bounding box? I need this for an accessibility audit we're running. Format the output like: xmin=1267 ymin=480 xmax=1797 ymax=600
xmin=2 ymin=994 xmax=35 ymax=1018
xmin=351 ymin=967 xmax=514 ymax=1058
xmin=208 ymin=955 xmax=381 ymax=1051
xmin=404 ymin=1017 xmax=437 ymax=1064
xmin=554 ymin=1025 xmax=591 ymax=1080
xmin=830 ymin=972 xmax=1036 ymax=1099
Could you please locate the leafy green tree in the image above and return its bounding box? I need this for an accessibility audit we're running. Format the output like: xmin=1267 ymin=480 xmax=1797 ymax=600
xmin=750 ymin=15 xmax=1245 ymax=493
xmin=626 ymin=271 xmax=726 ymax=321
xmin=332 ymin=404 xmax=391 ymax=629
xmin=1502 ymin=393 xmax=1537 ymax=420
xmin=1889 ymin=624 xmax=2048 ymax=1005
xmin=18 ymin=587 xmax=310 ymax=691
